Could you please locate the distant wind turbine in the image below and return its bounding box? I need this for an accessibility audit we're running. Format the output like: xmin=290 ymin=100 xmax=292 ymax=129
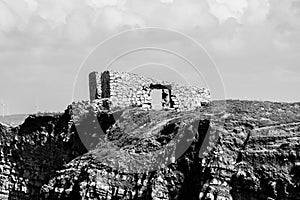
xmin=1 ymin=100 xmax=6 ymax=117
xmin=6 ymin=103 xmax=9 ymax=116
xmin=35 ymin=97 xmax=40 ymax=113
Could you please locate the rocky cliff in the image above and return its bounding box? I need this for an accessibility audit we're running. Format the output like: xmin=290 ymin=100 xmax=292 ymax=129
xmin=0 ymin=100 xmax=300 ymax=200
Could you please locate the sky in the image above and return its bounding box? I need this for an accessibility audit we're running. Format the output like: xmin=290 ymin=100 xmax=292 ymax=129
xmin=0 ymin=0 xmax=300 ymax=114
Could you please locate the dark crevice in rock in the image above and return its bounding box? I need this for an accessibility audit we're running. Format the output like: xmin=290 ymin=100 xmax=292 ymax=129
xmin=176 ymin=119 xmax=211 ymax=200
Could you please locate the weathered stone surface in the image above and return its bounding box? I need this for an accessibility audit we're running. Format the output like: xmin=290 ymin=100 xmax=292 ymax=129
xmin=89 ymin=70 xmax=211 ymax=111
xmin=0 ymin=109 xmax=87 ymax=199
xmin=1 ymin=100 xmax=300 ymax=199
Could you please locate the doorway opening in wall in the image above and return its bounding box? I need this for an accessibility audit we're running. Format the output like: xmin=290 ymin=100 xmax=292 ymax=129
xmin=149 ymin=84 xmax=172 ymax=110
xmin=151 ymin=90 xmax=163 ymax=110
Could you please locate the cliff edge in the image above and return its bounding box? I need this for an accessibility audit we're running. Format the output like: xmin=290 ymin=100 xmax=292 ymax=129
xmin=0 ymin=100 xmax=300 ymax=200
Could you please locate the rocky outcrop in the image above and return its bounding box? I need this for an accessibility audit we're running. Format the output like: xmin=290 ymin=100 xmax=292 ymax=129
xmin=41 ymin=106 xmax=216 ymax=200
xmin=1 ymin=100 xmax=300 ymax=199
xmin=0 ymin=110 xmax=87 ymax=199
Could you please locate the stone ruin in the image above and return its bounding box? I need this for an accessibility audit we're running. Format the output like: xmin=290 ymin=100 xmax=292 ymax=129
xmin=89 ymin=70 xmax=211 ymax=111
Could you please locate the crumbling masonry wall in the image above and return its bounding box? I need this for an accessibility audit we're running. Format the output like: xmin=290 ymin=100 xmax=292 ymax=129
xmin=89 ymin=70 xmax=211 ymax=111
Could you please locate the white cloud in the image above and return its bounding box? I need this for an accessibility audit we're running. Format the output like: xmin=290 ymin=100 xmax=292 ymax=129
xmin=160 ymin=0 xmax=174 ymax=4
xmin=0 ymin=0 xmax=300 ymax=113
xmin=0 ymin=0 xmax=237 ymax=43
xmin=0 ymin=1 xmax=18 ymax=32
xmin=91 ymin=6 xmax=145 ymax=34
xmin=0 ymin=0 xmax=298 ymax=56
xmin=24 ymin=0 xmax=38 ymax=10
xmin=242 ymin=0 xmax=270 ymax=24
xmin=36 ymin=0 xmax=78 ymax=27
xmin=86 ymin=0 xmax=126 ymax=8
xmin=207 ymin=0 xmax=271 ymax=25
xmin=207 ymin=0 xmax=248 ymax=23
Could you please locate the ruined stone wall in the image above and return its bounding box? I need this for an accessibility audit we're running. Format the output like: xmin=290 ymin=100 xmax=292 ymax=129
xmin=89 ymin=70 xmax=211 ymax=111
xmin=89 ymin=72 xmax=101 ymax=101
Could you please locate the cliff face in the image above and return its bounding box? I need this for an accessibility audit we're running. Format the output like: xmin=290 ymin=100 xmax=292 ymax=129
xmin=0 ymin=100 xmax=300 ymax=200
xmin=0 ymin=111 xmax=87 ymax=200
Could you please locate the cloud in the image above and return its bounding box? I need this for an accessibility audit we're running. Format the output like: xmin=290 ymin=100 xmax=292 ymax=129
xmin=0 ymin=1 xmax=18 ymax=32
xmin=86 ymin=0 xmax=126 ymax=8
xmin=242 ymin=0 xmax=270 ymax=24
xmin=0 ymin=0 xmax=216 ymax=43
xmin=0 ymin=0 xmax=299 ymax=60
xmin=207 ymin=0 xmax=248 ymax=23
xmin=91 ymin=6 xmax=145 ymax=34
xmin=160 ymin=0 xmax=173 ymax=4
xmin=0 ymin=0 xmax=300 ymax=113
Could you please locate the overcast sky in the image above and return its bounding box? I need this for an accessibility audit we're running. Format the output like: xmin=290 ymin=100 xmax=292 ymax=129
xmin=0 ymin=0 xmax=300 ymax=114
